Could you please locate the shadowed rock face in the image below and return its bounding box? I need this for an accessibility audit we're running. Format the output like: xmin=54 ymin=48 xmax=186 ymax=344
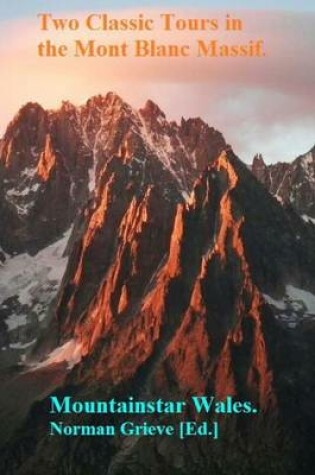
xmin=63 ymin=152 xmax=278 ymax=410
xmin=58 ymin=150 xmax=315 ymax=404
xmin=252 ymin=146 xmax=315 ymax=219
xmin=1 ymin=95 xmax=315 ymax=475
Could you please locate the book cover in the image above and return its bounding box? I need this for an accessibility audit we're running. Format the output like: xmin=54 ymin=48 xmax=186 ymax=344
xmin=0 ymin=1 xmax=314 ymax=474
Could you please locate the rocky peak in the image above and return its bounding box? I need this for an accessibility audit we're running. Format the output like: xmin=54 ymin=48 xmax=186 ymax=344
xmin=0 ymin=102 xmax=47 ymax=172
xmin=84 ymin=92 xmax=133 ymax=117
xmin=9 ymin=102 xmax=45 ymax=127
xmin=139 ymin=99 xmax=166 ymax=123
xmin=252 ymin=153 xmax=266 ymax=169
xmin=3 ymin=102 xmax=46 ymax=140
xmin=252 ymin=146 xmax=315 ymax=218
xmin=59 ymin=100 xmax=77 ymax=113
xmin=105 ymin=91 xmax=129 ymax=107
xmin=179 ymin=117 xmax=226 ymax=172
xmin=297 ymin=145 xmax=315 ymax=168
xmin=0 ymin=103 xmax=89 ymax=253
xmin=251 ymin=153 xmax=270 ymax=188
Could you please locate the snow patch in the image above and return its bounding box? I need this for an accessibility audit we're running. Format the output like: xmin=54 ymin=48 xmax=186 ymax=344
xmin=22 ymin=166 xmax=37 ymax=177
xmin=264 ymin=284 xmax=315 ymax=329
xmin=0 ymin=229 xmax=70 ymax=308
xmin=5 ymin=315 xmax=27 ymax=331
xmin=0 ymin=229 xmax=72 ymax=358
xmin=31 ymin=339 xmax=83 ymax=370
xmin=138 ymin=113 xmax=191 ymax=197
xmin=263 ymin=294 xmax=286 ymax=311
xmin=302 ymin=214 xmax=315 ymax=225
xmin=286 ymin=285 xmax=315 ymax=315
xmin=31 ymin=183 xmax=40 ymax=192
xmin=7 ymin=187 xmax=31 ymax=198
xmin=10 ymin=339 xmax=37 ymax=350
xmin=88 ymin=164 xmax=96 ymax=193
xmin=182 ymin=191 xmax=190 ymax=202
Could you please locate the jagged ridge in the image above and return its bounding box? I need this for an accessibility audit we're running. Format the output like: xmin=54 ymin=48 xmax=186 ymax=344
xmin=252 ymin=146 xmax=315 ymax=219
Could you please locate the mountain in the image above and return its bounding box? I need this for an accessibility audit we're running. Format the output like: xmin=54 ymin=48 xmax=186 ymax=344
xmin=0 ymin=93 xmax=226 ymax=367
xmin=251 ymin=146 xmax=315 ymax=220
xmin=0 ymin=94 xmax=315 ymax=475
xmin=0 ymin=93 xmax=226 ymax=256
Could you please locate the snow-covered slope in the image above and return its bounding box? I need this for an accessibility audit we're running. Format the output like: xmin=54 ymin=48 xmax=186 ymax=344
xmin=0 ymin=229 xmax=71 ymax=367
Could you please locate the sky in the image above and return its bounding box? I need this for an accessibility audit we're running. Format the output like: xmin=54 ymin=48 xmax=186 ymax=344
xmin=1 ymin=1 xmax=314 ymax=19
xmin=0 ymin=1 xmax=314 ymax=163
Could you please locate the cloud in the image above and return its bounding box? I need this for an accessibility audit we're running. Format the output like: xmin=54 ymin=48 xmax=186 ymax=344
xmin=0 ymin=9 xmax=314 ymax=163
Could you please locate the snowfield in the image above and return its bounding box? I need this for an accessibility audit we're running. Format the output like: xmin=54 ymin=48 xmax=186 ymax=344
xmin=264 ymin=284 xmax=315 ymax=328
xmin=30 ymin=338 xmax=83 ymax=371
xmin=0 ymin=229 xmax=71 ymax=362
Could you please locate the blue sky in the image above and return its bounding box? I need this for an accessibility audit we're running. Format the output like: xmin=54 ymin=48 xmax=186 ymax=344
xmin=0 ymin=1 xmax=314 ymax=20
